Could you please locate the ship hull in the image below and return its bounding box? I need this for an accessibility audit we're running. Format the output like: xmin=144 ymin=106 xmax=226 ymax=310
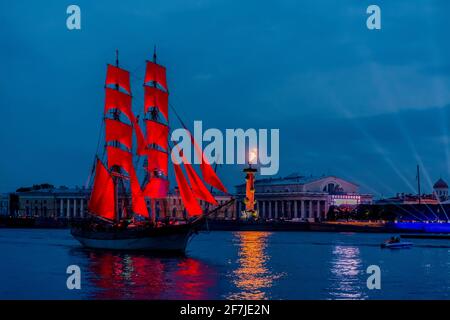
xmin=71 ymin=221 xmax=202 ymax=252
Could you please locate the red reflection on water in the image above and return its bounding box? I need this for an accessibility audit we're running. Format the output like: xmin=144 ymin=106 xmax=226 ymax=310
xmin=87 ymin=252 xmax=165 ymax=299
xmin=174 ymin=258 xmax=216 ymax=299
xmin=86 ymin=251 xmax=216 ymax=299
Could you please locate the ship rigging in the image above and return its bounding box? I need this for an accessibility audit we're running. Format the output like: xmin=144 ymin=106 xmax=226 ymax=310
xmin=71 ymin=49 xmax=232 ymax=252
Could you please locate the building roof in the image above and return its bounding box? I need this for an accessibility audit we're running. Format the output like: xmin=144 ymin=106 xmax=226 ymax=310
xmin=235 ymin=173 xmax=327 ymax=187
xmin=433 ymin=178 xmax=448 ymax=189
xmin=15 ymin=186 xmax=90 ymax=196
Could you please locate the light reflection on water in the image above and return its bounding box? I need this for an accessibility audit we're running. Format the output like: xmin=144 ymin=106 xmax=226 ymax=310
xmin=226 ymin=231 xmax=283 ymax=300
xmin=1 ymin=229 xmax=450 ymax=299
xmin=328 ymin=245 xmax=367 ymax=300
xmin=83 ymin=251 xmax=216 ymax=300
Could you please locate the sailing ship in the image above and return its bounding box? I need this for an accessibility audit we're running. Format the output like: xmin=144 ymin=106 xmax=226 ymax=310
xmin=71 ymin=50 xmax=231 ymax=252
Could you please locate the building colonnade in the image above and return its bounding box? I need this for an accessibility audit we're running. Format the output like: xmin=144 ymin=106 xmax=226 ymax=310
xmin=236 ymin=198 xmax=328 ymax=220
xmin=58 ymin=197 xmax=86 ymax=218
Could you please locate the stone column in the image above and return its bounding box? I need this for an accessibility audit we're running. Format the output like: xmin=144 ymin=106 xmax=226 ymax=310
xmin=274 ymin=201 xmax=278 ymax=219
xmin=73 ymin=199 xmax=77 ymax=218
xmin=309 ymin=200 xmax=313 ymax=219
xmin=286 ymin=201 xmax=290 ymax=219
xmin=294 ymin=200 xmax=298 ymax=218
xmin=317 ymin=200 xmax=320 ymax=219
xmin=80 ymin=199 xmax=84 ymax=218
xmin=264 ymin=201 xmax=268 ymax=219
xmin=66 ymin=199 xmax=70 ymax=218
xmin=301 ymin=200 xmax=305 ymax=219
xmin=268 ymin=201 xmax=272 ymax=219
xmin=60 ymin=199 xmax=63 ymax=217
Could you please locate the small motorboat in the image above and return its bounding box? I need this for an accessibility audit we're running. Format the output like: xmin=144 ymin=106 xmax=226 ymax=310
xmin=381 ymin=236 xmax=413 ymax=249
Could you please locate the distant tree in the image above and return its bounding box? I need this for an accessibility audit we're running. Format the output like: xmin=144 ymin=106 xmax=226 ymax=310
xmin=40 ymin=183 xmax=54 ymax=189
xmin=327 ymin=206 xmax=336 ymax=221
xmin=16 ymin=183 xmax=54 ymax=192
xmin=16 ymin=187 xmax=31 ymax=192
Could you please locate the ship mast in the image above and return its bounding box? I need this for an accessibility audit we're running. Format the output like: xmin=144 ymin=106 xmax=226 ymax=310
xmin=137 ymin=49 xmax=228 ymax=220
xmin=89 ymin=50 xmax=148 ymax=221
xmin=140 ymin=46 xmax=171 ymax=224
xmin=150 ymin=47 xmax=158 ymax=223
xmin=113 ymin=49 xmax=121 ymax=222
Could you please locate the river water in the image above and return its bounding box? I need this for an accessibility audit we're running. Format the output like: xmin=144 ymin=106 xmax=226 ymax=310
xmin=0 ymin=229 xmax=449 ymax=299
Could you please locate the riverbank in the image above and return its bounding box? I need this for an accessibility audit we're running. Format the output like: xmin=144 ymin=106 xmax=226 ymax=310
xmin=2 ymin=216 xmax=450 ymax=234
xmin=203 ymin=219 xmax=450 ymax=233
xmin=0 ymin=216 xmax=69 ymax=228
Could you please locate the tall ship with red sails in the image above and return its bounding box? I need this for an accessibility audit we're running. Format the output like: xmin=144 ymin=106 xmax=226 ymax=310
xmin=71 ymin=51 xmax=230 ymax=252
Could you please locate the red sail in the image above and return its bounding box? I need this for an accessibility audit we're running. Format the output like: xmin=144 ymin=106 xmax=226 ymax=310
xmin=105 ymin=64 xmax=131 ymax=93
xmin=132 ymin=116 xmax=147 ymax=155
xmin=173 ymin=163 xmax=202 ymax=216
xmin=184 ymin=162 xmax=217 ymax=205
xmin=104 ymin=88 xmax=133 ymax=120
xmin=129 ymin=167 xmax=149 ymax=217
xmin=107 ymin=146 xmax=148 ymax=217
xmin=88 ymin=159 xmax=115 ymax=220
xmin=145 ymin=61 xmax=168 ymax=90
xmin=105 ymin=119 xmax=133 ymax=149
xmin=188 ymin=132 xmax=228 ymax=194
xmin=107 ymin=146 xmax=133 ymax=174
xmin=199 ymin=158 xmax=227 ymax=194
xmin=144 ymin=86 xmax=169 ymax=120
xmin=145 ymin=120 xmax=168 ymax=150
xmin=145 ymin=149 xmax=168 ymax=176
xmin=143 ymin=177 xmax=169 ymax=198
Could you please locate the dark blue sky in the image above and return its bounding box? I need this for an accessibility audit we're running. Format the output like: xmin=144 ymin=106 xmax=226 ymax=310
xmin=2 ymin=0 xmax=450 ymax=197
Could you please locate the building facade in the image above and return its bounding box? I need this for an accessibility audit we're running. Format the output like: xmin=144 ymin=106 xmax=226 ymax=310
xmin=11 ymin=186 xmax=234 ymax=220
xmin=16 ymin=187 xmax=90 ymax=218
xmin=162 ymin=192 xmax=234 ymax=220
xmin=433 ymin=178 xmax=449 ymax=202
xmin=235 ymin=174 xmax=372 ymax=221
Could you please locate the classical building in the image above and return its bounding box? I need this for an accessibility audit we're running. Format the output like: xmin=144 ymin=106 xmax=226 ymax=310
xmin=10 ymin=185 xmax=234 ymax=220
xmin=15 ymin=186 xmax=90 ymax=218
xmin=235 ymin=174 xmax=373 ymax=221
xmin=433 ymin=178 xmax=449 ymax=201
xmin=163 ymin=191 xmax=233 ymax=220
